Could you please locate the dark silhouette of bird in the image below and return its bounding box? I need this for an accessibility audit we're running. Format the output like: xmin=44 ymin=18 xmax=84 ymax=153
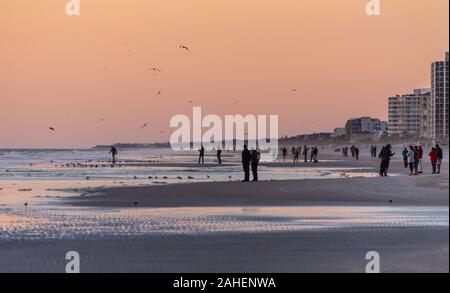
xmin=98 ymin=118 xmax=106 ymax=122
xmin=49 ymin=127 xmax=55 ymax=131
xmin=86 ymin=176 xmax=90 ymax=180
xmin=179 ymin=45 xmax=190 ymax=51
xmin=133 ymin=201 xmax=139 ymax=205
xmin=155 ymin=90 xmax=162 ymax=96
xmin=188 ymin=176 xmax=194 ymax=179
xmin=141 ymin=123 xmax=148 ymax=129
xmin=24 ymin=202 xmax=28 ymax=207
xmin=148 ymin=67 xmax=162 ymax=73
xmin=133 ymin=176 xmax=138 ymax=179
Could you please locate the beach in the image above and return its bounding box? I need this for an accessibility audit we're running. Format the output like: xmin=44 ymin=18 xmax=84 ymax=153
xmin=0 ymin=146 xmax=448 ymax=273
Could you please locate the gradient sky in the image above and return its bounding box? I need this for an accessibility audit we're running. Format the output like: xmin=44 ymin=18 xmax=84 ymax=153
xmin=0 ymin=0 xmax=448 ymax=148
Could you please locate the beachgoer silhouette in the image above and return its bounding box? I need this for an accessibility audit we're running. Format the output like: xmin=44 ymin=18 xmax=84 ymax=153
xmin=241 ymin=145 xmax=252 ymax=182
xmin=251 ymin=149 xmax=261 ymax=182
xmin=198 ymin=145 xmax=205 ymax=164
xmin=109 ymin=146 xmax=118 ymax=164
xmin=217 ymin=149 xmax=222 ymax=164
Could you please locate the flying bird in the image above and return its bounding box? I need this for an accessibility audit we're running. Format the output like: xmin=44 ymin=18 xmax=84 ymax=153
xmin=141 ymin=123 xmax=148 ymax=129
xmin=98 ymin=118 xmax=106 ymax=122
xmin=148 ymin=67 xmax=162 ymax=73
xmin=155 ymin=90 xmax=162 ymax=96
xmin=179 ymin=45 xmax=190 ymax=51
xmin=49 ymin=127 xmax=55 ymax=131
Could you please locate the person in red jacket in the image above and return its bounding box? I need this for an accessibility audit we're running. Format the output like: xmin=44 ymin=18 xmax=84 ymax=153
xmin=429 ymin=147 xmax=439 ymax=174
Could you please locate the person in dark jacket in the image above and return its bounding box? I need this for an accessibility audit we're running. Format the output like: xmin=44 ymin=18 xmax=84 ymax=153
xmin=251 ymin=149 xmax=261 ymax=182
xmin=379 ymin=144 xmax=395 ymax=176
xmin=436 ymin=144 xmax=443 ymax=174
xmin=109 ymin=146 xmax=118 ymax=164
xmin=198 ymin=145 xmax=205 ymax=164
xmin=241 ymin=145 xmax=252 ymax=182
xmin=217 ymin=149 xmax=222 ymax=164
xmin=401 ymin=146 xmax=409 ymax=168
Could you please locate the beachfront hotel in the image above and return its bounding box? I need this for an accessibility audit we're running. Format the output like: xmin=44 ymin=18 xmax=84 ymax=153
xmin=388 ymin=89 xmax=431 ymax=138
xmin=430 ymin=52 xmax=449 ymax=139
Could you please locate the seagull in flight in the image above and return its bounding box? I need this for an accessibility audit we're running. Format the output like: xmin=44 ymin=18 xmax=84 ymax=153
xmin=155 ymin=89 xmax=163 ymax=96
xmin=148 ymin=67 xmax=162 ymax=73
xmin=49 ymin=127 xmax=55 ymax=131
xmin=141 ymin=123 xmax=148 ymax=129
xmin=98 ymin=118 xmax=106 ymax=122
xmin=179 ymin=45 xmax=190 ymax=51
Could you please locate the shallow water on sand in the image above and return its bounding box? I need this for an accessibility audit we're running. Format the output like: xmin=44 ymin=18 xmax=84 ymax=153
xmin=0 ymin=204 xmax=448 ymax=241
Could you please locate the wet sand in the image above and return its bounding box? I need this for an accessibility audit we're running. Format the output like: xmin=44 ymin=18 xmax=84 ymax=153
xmin=0 ymin=228 xmax=447 ymax=273
xmin=1 ymin=150 xmax=448 ymax=273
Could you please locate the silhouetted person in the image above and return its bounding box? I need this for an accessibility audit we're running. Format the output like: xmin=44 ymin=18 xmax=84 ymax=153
xmin=402 ymin=146 xmax=409 ymax=168
xmin=413 ymin=146 xmax=420 ymax=175
xmin=407 ymin=146 xmax=417 ymax=175
xmin=109 ymin=146 xmax=118 ymax=164
xmin=291 ymin=146 xmax=296 ymax=156
xmin=251 ymin=149 xmax=261 ymax=182
xmin=417 ymin=145 xmax=424 ymax=174
xmin=355 ymin=146 xmax=360 ymax=160
xmin=217 ymin=149 xmax=222 ymax=164
xmin=379 ymin=144 xmax=395 ymax=176
xmin=294 ymin=147 xmax=300 ymax=163
xmin=436 ymin=144 xmax=443 ymax=174
xmin=198 ymin=145 xmax=205 ymax=164
xmin=282 ymin=147 xmax=287 ymax=161
xmin=303 ymin=145 xmax=308 ymax=162
xmin=312 ymin=146 xmax=319 ymax=163
xmin=241 ymin=145 xmax=252 ymax=182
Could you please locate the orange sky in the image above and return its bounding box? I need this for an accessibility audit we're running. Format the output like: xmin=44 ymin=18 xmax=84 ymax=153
xmin=0 ymin=0 xmax=448 ymax=148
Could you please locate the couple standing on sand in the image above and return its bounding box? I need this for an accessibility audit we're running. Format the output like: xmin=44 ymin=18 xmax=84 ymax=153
xmin=241 ymin=145 xmax=261 ymax=182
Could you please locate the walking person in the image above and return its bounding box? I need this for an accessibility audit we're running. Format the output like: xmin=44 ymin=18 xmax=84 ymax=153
xmin=429 ymin=147 xmax=439 ymax=174
xmin=402 ymin=146 xmax=409 ymax=168
xmin=373 ymin=145 xmax=377 ymax=158
xmin=198 ymin=145 xmax=205 ymax=164
xmin=251 ymin=148 xmax=261 ymax=182
xmin=355 ymin=146 xmax=360 ymax=161
xmin=436 ymin=144 xmax=443 ymax=174
xmin=109 ymin=146 xmax=118 ymax=164
xmin=217 ymin=148 xmax=222 ymax=164
xmin=241 ymin=145 xmax=252 ymax=182
xmin=407 ymin=146 xmax=417 ymax=175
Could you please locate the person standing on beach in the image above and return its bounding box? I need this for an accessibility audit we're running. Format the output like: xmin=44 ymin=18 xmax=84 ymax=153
xmin=241 ymin=145 xmax=252 ymax=182
xmin=198 ymin=145 xmax=205 ymax=164
xmin=109 ymin=146 xmax=118 ymax=164
xmin=402 ymin=146 xmax=409 ymax=168
xmin=436 ymin=144 xmax=443 ymax=174
xmin=407 ymin=146 xmax=417 ymax=175
xmin=303 ymin=145 xmax=308 ymax=162
xmin=417 ymin=144 xmax=424 ymax=174
xmin=217 ymin=148 xmax=222 ymax=164
xmin=413 ymin=146 xmax=420 ymax=175
xmin=291 ymin=146 xmax=296 ymax=156
xmin=251 ymin=149 xmax=261 ymax=182
xmin=373 ymin=145 xmax=377 ymax=158
xmin=282 ymin=147 xmax=287 ymax=161
xmin=312 ymin=146 xmax=319 ymax=163
xmin=379 ymin=144 xmax=395 ymax=176
xmin=294 ymin=147 xmax=300 ymax=163
xmin=355 ymin=146 xmax=360 ymax=160
xmin=429 ymin=147 xmax=439 ymax=174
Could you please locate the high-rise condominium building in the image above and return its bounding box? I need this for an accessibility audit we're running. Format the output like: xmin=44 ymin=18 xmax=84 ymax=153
xmin=388 ymin=89 xmax=431 ymax=138
xmin=430 ymin=52 xmax=449 ymax=139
